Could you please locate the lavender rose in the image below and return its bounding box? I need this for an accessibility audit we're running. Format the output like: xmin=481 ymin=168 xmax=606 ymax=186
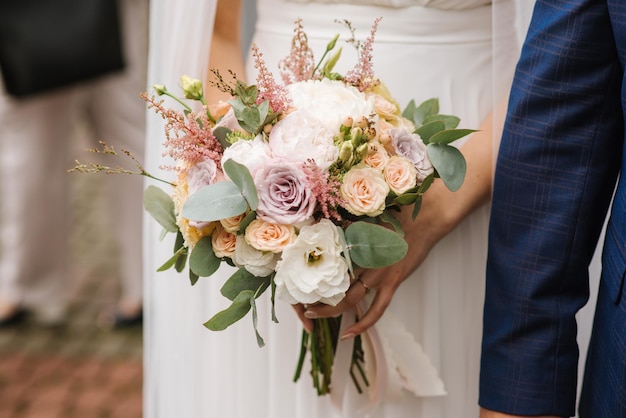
xmin=254 ymin=160 xmax=316 ymax=225
xmin=389 ymin=127 xmax=434 ymax=182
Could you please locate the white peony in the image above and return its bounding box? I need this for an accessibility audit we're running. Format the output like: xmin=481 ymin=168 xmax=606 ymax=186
xmin=222 ymin=134 xmax=272 ymax=178
xmin=274 ymin=219 xmax=350 ymax=306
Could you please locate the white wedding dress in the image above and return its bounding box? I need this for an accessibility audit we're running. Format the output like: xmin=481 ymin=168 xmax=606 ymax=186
xmin=143 ymin=1 xmax=597 ymax=417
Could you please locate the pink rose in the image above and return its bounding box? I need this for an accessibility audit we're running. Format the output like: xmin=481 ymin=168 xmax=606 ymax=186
xmin=255 ymin=161 xmax=316 ymax=225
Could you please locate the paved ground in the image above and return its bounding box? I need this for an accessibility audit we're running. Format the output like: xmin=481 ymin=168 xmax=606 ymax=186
xmin=0 ymin=170 xmax=143 ymax=418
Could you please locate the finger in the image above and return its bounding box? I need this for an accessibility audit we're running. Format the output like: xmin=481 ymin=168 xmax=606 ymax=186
xmin=341 ymin=285 xmax=393 ymax=338
xmin=292 ymin=304 xmax=314 ymax=333
xmin=304 ymin=277 xmax=369 ymax=319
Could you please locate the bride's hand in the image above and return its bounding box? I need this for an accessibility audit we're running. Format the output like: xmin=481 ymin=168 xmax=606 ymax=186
xmin=299 ymin=180 xmax=455 ymax=338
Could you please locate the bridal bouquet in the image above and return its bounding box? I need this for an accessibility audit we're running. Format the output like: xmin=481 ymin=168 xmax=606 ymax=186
xmin=142 ymin=19 xmax=471 ymax=396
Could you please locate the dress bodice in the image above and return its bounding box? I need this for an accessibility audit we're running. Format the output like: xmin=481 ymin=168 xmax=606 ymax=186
xmin=284 ymin=0 xmax=491 ymax=10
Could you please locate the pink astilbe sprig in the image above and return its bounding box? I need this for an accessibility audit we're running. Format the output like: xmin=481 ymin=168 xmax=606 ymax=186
xmin=278 ymin=19 xmax=315 ymax=84
xmin=345 ymin=17 xmax=382 ymax=92
xmin=251 ymin=44 xmax=292 ymax=113
xmin=143 ymin=93 xmax=223 ymax=171
xmin=303 ymin=161 xmax=344 ymax=222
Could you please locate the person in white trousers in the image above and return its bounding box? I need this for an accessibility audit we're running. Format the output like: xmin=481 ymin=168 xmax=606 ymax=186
xmin=0 ymin=0 xmax=148 ymax=327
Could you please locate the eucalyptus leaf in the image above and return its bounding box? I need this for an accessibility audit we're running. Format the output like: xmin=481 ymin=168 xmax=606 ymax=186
xmin=143 ymin=185 xmax=178 ymax=233
xmin=412 ymin=195 xmax=423 ymax=220
xmin=173 ymin=231 xmax=187 ymax=272
xmin=204 ymin=290 xmax=254 ymax=331
xmin=181 ymin=182 xmax=247 ymax=222
xmin=221 ymin=268 xmax=270 ymax=301
xmin=379 ymin=210 xmax=405 ymax=237
xmin=427 ymin=144 xmax=467 ymax=192
xmin=393 ymin=192 xmax=419 ymax=206
xmin=422 ymin=114 xmax=460 ymax=130
xmin=224 ymin=159 xmax=258 ymax=211
xmin=429 ymin=129 xmax=476 ymax=145
xmin=157 ymin=246 xmax=187 ymax=272
xmin=238 ymin=210 xmax=257 ymax=234
xmin=189 ymin=270 xmax=199 ymax=286
xmin=418 ymin=173 xmax=435 ymax=194
xmin=189 ymin=236 xmax=220 ymax=277
xmin=257 ymin=101 xmax=270 ymax=130
xmin=250 ymin=295 xmax=265 ymax=347
xmin=414 ymin=121 xmax=446 ymax=144
xmin=240 ymin=106 xmax=260 ymax=133
xmin=213 ymin=126 xmax=232 ymax=150
xmin=409 ymin=98 xmax=439 ymax=126
xmin=401 ymin=99 xmax=417 ymax=121
xmin=344 ymin=222 xmax=408 ymax=268
xmin=336 ymin=226 xmax=354 ymax=278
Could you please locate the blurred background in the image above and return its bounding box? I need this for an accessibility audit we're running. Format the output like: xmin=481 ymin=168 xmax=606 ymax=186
xmin=0 ymin=1 xmax=257 ymax=417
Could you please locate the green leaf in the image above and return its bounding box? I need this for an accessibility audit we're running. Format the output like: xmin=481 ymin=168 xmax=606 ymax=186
xmin=393 ymin=192 xmax=419 ymax=206
xmin=405 ymin=98 xmax=438 ymax=126
xmin=414 ymin=121 xmax=445 ymax=144
xmin=174 ymin=231 xmax=187 ymax=273
xmin=336 ymin=226 xmax=354 ymax=278
xmin=250 ymin=295 xmax=265 ymax=347
xmin=189 ymin=236 xmax=220 ymax=277
xmin=143 ymin=185 xmax=178 ymax=233
xmin=238 ymin=210 xmax=257 ymax=234
xmin=422 ymin=114 xmax=460 ymax=130
xmin=379 ymin=210 xmax=405 ymax=237
xmin=344 ymin=222 xmax=408 ymax=268
xmin=270 ymin=275 xmax=278 ymax=323
xmin=223 ymin=159 xmax=258 ymax=211
xmin=401 ymin=99 xmax=417 ymax=121
xmin=181 ymin=182 xmax=248 ymax=222
xmin=221 ymin=268 xmax=270 ymax=301
xmin=429 ymin=129 xmax=476 ymax=145
xmin=427 ymin=144 xmax=467 ymax=192
xmin=157 ymin=246 xmax=187 ymax=272
xmin=418 ymin=173 xmax=435 ymax=194
xmin=213 ymin=126 xmax=232 ymax=150
xmin=204 ymin=290 xmax=254 ymax=331
xmin=412 ymin=195 xmax=423 ymax=220
xmin=189 ymin=270 xmax=199 ymax=286
xmin=257 ymin=101 xmax=270 ymax=130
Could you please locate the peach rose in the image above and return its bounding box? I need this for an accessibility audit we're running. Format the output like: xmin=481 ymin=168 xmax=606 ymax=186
xmin=363 ymin=142 xmax=390 ymax=170
xmin=340 ymin=166 xmax=390 ymax=217
xmin=245 ymin=219 xmax=296 ymax=253
xmin=212 ymin=225 xmax=237 ymax=258
xmin=220 ymin=213 xmax=246 ymax=234
xmin=384 ymin=155 xmax=418 ymax=195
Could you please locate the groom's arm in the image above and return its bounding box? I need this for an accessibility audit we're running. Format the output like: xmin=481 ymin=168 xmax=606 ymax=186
xmin=480 ymin=0 xmax=622 ymax=416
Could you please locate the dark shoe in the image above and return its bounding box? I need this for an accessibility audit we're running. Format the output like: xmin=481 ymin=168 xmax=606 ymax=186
xmin=0 ymin=307 xmax=26 ymax=328
xmin=112 ymin=309 xmax=143 ymax=328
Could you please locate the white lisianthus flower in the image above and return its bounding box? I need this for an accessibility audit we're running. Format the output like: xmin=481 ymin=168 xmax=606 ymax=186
xmin=274 ymin=219 xmax=350 ymax=306
xmin=340 ymin=166 xmax=390 ymax=217
xmin=384 ymin=155 xmax=418 ymax=195
xmin=245 ymin=219 xmax=296 ymax=253
xmin=232 ymin=235 xmax=278 ymax=277
xmin=222 ymin=134 xmax=272 ymax=178
xmin=389 ymin=127 xmax=434 ymax=182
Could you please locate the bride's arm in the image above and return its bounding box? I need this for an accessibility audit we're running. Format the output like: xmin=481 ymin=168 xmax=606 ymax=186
xmin=205 ymin=0 xmax=245 ymax=103
xmin=301 ymin=110 xmax=496 ymax=337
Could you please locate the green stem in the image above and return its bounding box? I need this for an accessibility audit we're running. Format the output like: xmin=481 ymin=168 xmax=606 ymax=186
xmin=200 ymin=96 xmax=217 ymax=125
xmin=293 ymin=330 xmax=309 ymax=382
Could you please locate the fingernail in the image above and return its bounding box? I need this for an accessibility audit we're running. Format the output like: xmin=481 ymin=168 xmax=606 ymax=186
xmin=340 ymin=332 xmax=355 ymax=340
xmin=304 ymin=310 xmax=318 ymax=319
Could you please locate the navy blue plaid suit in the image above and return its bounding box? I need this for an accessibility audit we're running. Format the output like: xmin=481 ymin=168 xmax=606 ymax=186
xmin=480 ymin=1 xmax=626 ymax=417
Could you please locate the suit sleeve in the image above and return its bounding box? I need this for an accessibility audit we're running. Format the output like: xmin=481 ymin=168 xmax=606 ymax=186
xmin=479 ymin=0 xmax=623 ymax=416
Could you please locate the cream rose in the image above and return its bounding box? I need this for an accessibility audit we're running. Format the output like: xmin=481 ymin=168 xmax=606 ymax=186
xmin=245 ymin=219 xmax=296 ymax=253
xmin=212 ymin=225 xmax=237 ymax=258
xmin=384 ymin=155 xmax=418 ymax=195
xmin=340 ymin=166 xmax=389 ymax=217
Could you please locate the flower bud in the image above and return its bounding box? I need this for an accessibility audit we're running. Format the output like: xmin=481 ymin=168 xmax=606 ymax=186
xmin=326 ymin=34 xmax=340 ymax=51
xmin=342 ymin=116 xmax=354 ymax=128
xmin=364 ymin=126 xmax=377 ymax=140
xmin=323 ymin=47 xmax=343 ymax=74
xmin=355 ymin=116 xmax=369 ymax=128
xmin=153 ymin=84 xmax=167 ymax=95
xmin=339 ymin=141 xmax=354 ymax=165
xmin=356 ymin=143 xmax=369 ymax=161
xmin=181 ymin=75 xmax=204 ymax=100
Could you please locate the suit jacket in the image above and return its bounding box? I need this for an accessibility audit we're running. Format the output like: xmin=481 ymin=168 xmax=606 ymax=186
xmin=480 ymin=1 xmax=626 ymax=417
